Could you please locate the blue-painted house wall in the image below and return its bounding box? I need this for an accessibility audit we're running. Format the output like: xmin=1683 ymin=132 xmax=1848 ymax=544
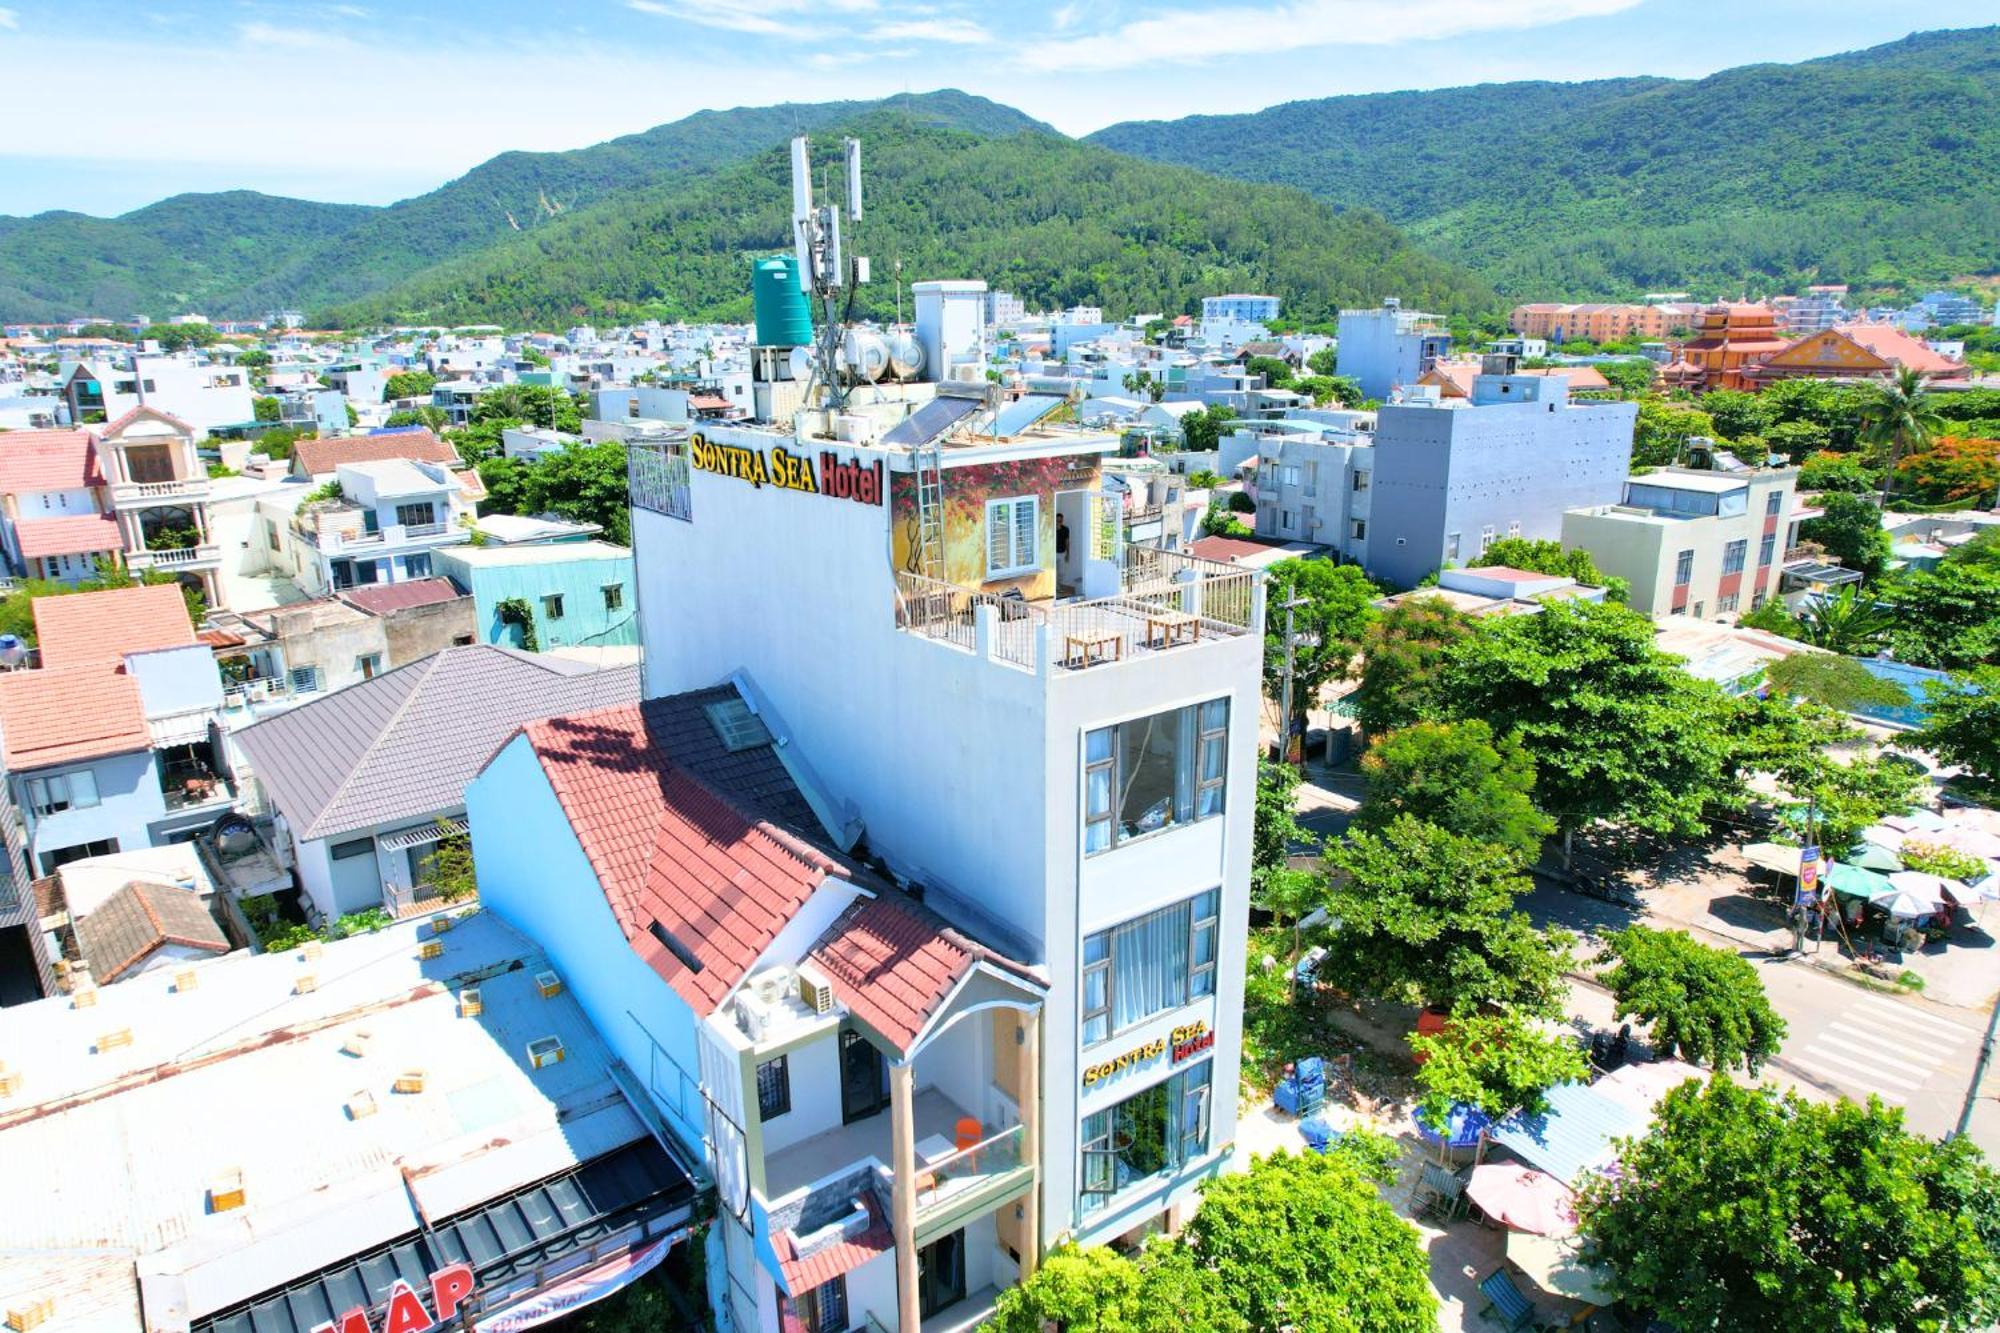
xmin=467 ymin=734 xmax=703 ymax=1149
xmin=436 ymin=549 xmax=640 ymax=652
xmin=19 ymin=749 xmax=166 ymax=872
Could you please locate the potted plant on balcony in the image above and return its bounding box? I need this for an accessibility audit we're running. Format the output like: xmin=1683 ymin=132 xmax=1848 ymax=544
xmin=145 ymin=526 xmax=200 ymax=552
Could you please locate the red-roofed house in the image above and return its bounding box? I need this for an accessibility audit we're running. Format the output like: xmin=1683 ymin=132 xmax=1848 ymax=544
xmin=468 ymin=683 xmax=1049 ymax=1333
xmin=0 ymin=583 xmax=233 ymax=884
xmin=1746 ymin=322 xmax=1973 ymax=387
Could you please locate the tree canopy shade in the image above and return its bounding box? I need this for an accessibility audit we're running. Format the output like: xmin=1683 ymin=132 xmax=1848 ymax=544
xmin=1884 ymin=561 xmax=2000 ymax=671
xmin=1762 ymin=652 xmax=1906 ymax=714
xmin=1897 ymin=435 xmax=2000 ymax=507
xmin=1183 ymin=1147 xmax=1437 ymax=1333
xmin=1356 ymin=720 xmax=1553 ymax=865
xmin=383 ymin=369 xmax=436 ymax=401
xmin=1408 ymin=1011 xmax=1588 ymax=1123
xmin=1631 ymin=400 xmax=1716 ymax=469
xmin=1578 ymin=1078 xmax=2000 ymax=1333
xmin=1179 ymin=404 xmax=1239 ymax=454
xmin=1349 ymin=593 xmax=1473 ymax=735
xmin=1261 ymin=559 xmax=1379 ymax=730
xmin=475 ymin=440 xmax=633 ymax=544
xmin=1913 ymin=667 xmax=2000 ymax=794
xmin=1322 ymin=815 xmax=1572 ymax=1017
xmin=1434 ymin=600 xmax=1740 ymax=849
xmin=989 ymin=1241 xmax=1246 ymax=1333
xmin=1471 ymin=537 xmax=1622 ymax=599
xmin=1593 ymin=926 xmax=1786 ymax=1072
xmin=1861 ymin=366 xmax=1945 ymax=504
xmin=1801 ymin=492 xmax=1893 ymax=581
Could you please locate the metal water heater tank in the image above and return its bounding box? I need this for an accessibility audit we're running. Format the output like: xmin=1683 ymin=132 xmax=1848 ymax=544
xmin=752 ymin=256 xmax=813 ymax=348
xmin=842 ymin=329 xmax=890 ymax=382
xmin=886 ymin=331 xmax=926 ymax=381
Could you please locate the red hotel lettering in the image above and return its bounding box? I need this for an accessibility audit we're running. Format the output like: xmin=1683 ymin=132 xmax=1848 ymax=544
xmin=1174 ymin=1029 xmax=1215 ymax=1063
xmin=311 ymin=1264 xmax=476 ymax=1333
xmin=818 ymin=453 xmax=883 ymax=506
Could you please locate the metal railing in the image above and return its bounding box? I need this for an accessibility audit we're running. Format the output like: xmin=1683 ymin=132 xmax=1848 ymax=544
xmin=895 ymin=548 xmax=1259 ymax=675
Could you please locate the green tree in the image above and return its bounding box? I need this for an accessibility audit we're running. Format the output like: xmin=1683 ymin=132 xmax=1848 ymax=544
xmin=1261 ymin=559 xmax=1379 ymax=737
xmin=1885 ymin=561 xmax=2000 ymax=669
xmin=1796 ymin=449 xmax=1879 ymax=492
xmin=1898 ymin=434 xmax=2000 ymax=506
xmin=1350 ymin=593 xmax=1473 ymax=735
xmin=1323 ymin=815 xmax=1572 ymax=1016
xmin=1736 ymin=596 xmax=1803 ymax=640
xmin=1633 ymin=400 xmax=1717 ymax=469
xmin=1244 ymin=354 xmax=1294 ymax=388
xmin=383 ymin=369 xmax=437 ymax=401
xmin=992 ymin=1240 xmax=1246 ymax=1333
xmin=1800 ymin=492 xmax=1891 ymax=579
xmin=139 ymin=322 xmax=221 ymax=351
xmin=473 ymin=383 xmax=583 ymax=433
xmin=1180 ymin=403 xmax=1238 ymax=454
xmin=1913 ymin=667 xmax=2000 ymax=792
xmin=1765 ymin=418 xmax=1836 ymax=462
xmin=387 ymin=405 xmax=452 ymax=433
xmin=236 ymin=348 xmax=271 ymax=370
xmin=1594 ymin=926 xmax=1786 ymax=1072
xmin=1594 ymin=358 xmax=1655 ymax=399
xmin=1763 ymin=653 xmax=1905 ymax=713
xmin=252 ymin=395 xmax=280 ymax=422
xmin=1436 ymin=600 xmax=1740 ymax=860
xmin=1185 ymin=1147 xmax=1437 ymax=1333
xmin=1409 ymin=1011 xmax=1589 ymax=1122
xmin=1474 ymin=536 xmax=1613 ymax=589
xmin=1577 ymin=1079 xmax=2000 ymax=1333
xmin=523 ymin=438 xmax=633 ymax=544
xmin=418 ymin=821 xmax=478 ymax=902
xmin=1861 ymin=365 xmax=1945 ymax=504
xmin=1793 ymin=584 xmax=1894 ymax=654
xmin=1356 ymin=720 xmax=1552 ymax=865
xmin=1701 ymin=388 xmax=1773 ymax=442
xmin=1306 ymin=347 xmax=1338 ymax=378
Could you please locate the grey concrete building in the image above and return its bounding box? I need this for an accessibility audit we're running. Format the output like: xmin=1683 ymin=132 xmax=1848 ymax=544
xmin=1336 ymin=298 xmax=1453 ymax=400
xmin=1364 ymin=369 xmax=1636 ymax=590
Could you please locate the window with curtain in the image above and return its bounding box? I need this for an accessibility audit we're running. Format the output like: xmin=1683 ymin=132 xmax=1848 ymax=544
xmin=1083 ymin=699 xmax=1229 ymax=853
xmin=1082 ymin=889 xmax=1222 ymax=1044
xmin=1080 ymin=1059 xmax=1213 ymax=1211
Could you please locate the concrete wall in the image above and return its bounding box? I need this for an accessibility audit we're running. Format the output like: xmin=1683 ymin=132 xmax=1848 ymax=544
xmin=1366 ymin=395 xmax=1636 ymax=590
xmin=470 ymin=734 xmax=709 ymax=1151
xmin=381 ymin=597 xmax=476 ymax=663
xmin=22 ymin=749 xmax=163 ymax=871
xmin=126 ymin=644 xmax=222 ymax=718
xmin=435 ymin=550 xmax=638 ymax=652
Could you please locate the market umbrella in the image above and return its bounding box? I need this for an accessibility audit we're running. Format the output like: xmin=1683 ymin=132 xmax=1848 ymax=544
xmin=1505 ymin=1230 xmax=1616 ymax=1306
xmin=1873 ymin=871 xmax=1947 ymax=918
xmin=1886 ymin=810 xmax=1950 ymax=834
xmin=1467 ymin=1163 xmax=1578 ymax=1235
xmin=1413 ymin=1102 xmax=1493 ymax=1151
xmin=1591 ymin=1060 xmax=1707 ymax=1117
xmin=1844 ymin=843 xmax=1903 ymax=873
xmin=1938 ymin=827 xmax=2000 ymax=860
xmin=1826 ymin=861 xmax=1892 ymax=899
xmin=1741 ymin=842 xmax=1809 ymax=877
xmin=1860 ymin=823 xmax=1908 ymax=853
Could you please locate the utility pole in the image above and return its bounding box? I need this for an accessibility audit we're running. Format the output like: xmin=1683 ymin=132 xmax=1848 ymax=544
xmin=1954 ymin=988 xmax=2000 ymax=1141
xmin=1275 ymin=595 xmax=1308 ymax=764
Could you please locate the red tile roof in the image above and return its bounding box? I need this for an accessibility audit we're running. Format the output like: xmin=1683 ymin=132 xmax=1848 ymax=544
xmin=338 ymin=577 xmax=463 ymax=616
xmin=521 ymin=700 xmax=842 ymax=1015
xmin=0 ymin=430 xmax=105 ymax=494
xmin=775 ymin=1192 xmax=894 ymax=1297
xmin=292 ymin=429 xmax=456 ymax=478
xmin=33 ymin=583 xmax=195 ymax=668
xmin=101 ymin=405 xmax=193 ymax=438
xmin=0 ymin=665 xmax=149 ymax=769
xmin=1833 ymin=323 xmax=1966 ymax=376
xmin=1189 ymin=535 xmax=1285 ymax=563
xmin=807 ymin=896 xmax=979 ymax=1054
xmin=14 ymin=512 xmax=122 ymax=559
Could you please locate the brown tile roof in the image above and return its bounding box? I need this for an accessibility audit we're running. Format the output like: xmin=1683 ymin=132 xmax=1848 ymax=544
xmin=775 ymin=1191 xmax=894 ymax=1297
xmin=0 ymin=665 xmax=149 ymax=769
xmin=519 ymin=692 xmax=836 ymax=1015
xmin=14 ymin=513 xmax=122 ymax=560
xmin=807 ymin=895 xmax=995 ymax=1054
xmin=74 ymin=881 xmax=228 ymax=982
xmin=101 ymin=405 xmax=193 ymax=437
xmin=1833 ymin=323 xmax=1966 ymax=376
xmin=33 ymin=584 xmax=194 ymax=668
xmin=291 ymin=429 xmax=455 ymax=478
xmin=337 ymin=577 xmax=463 ymax=616
xmin=1188 ymin=535 xmax=1285 ymax=563
xmin=0 ymin=430 xmax=105 ymax=493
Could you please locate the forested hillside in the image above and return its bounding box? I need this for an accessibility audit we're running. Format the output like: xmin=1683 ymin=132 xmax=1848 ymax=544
xmin=317 ymin=116 xmax=1495 ymax=329
xmin=1089 ymin=27 xmax=2000 ymax=298
xmin=0 ymin=91 xmax=1051 ymax=320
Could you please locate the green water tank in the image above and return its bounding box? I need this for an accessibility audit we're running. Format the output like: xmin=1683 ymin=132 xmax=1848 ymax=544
xmin=752 ymin=255 xmax=813 ymax=348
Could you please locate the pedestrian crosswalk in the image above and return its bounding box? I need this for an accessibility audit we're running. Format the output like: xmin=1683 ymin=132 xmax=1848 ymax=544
xmin=1787 ymin=994 xmax=1976 ymax=1107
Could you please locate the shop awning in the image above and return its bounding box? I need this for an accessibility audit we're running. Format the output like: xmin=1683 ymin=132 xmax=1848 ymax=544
xmin=1742 ymin=842 xmax=1812 ymax=878
xmin=1826 ymin=861 xmax=1891 ymax=898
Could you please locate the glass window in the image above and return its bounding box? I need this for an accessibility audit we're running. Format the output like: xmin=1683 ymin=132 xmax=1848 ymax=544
xmin=330 ymin=837 xmax=374 ymax=861
xmin=541 ymin=593 xmax=565 ymax=620
xmin=1759 ymin=534 xmax=1777 ymax=566
xmin=1081 ymin=1060 xmax=1213 ymax=1211
xmin=1508 ymin=520 xmax=1522 ymax=538
xmin=403 ymin=553 xmax=432 ymax=579
xmin=1718 ymin=593 xmax=1739 ymax=613
xmin=1722 ymin=540 xmax=1747 ymax=575
xmin=1766 ymin=490 xmax=1783 ymax=515
xmin=1352 ymin=471 xmax=1369 ymax=492
xmin=25 ymin=770 xmax=98 ymax=816
xmin=1083 ymin=699 xmax=1228 ymax=852
xmin=795 ymin=1276 xmax=847 ymax=1333
xmin=1082 ymin=889 xmax=1222 ymax=1043
xmin=356 ymin=653 xmax=381 ymax=680
xmin=757 ymin=1055 xmax=791 ymax=1120
xmin=395 ymin=502 xmax=435 ymax=528
xmin=1349 ymin=519 xmax=1366 ymax=542
xmin=1480 ymin=526 xmax=1495 ymax=553
xmin=985 ymin=496 xmax=1039 ymax=579
xmin=1674 ymin=549 xmax=1695 ymax=585
xmin=603 ymin=583 xmax=624 ymax=612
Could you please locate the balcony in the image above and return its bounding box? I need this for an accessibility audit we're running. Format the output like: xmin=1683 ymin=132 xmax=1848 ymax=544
xmin=111 ymin=477 xmax=210 ymax=508
xmin=127 ymin=543 xmax=222 ymax=571
xmin=895 ymin=546 xmax=1261 ymax=675
xmin=309 ymin=521 xmax=469 ymax=555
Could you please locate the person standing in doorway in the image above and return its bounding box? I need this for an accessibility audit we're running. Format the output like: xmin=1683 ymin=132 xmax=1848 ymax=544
xmin=1056 ymin=513 xmax=1071 ymax=559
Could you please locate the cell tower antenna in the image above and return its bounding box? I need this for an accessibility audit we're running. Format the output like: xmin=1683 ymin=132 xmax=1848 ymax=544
xmin=788 ymin=134 xmax=869 ymax=412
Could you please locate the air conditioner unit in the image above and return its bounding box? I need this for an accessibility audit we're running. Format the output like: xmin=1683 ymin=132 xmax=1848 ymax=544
xmin=737 ymin=993 xmax=771 ymax=1042
xmin=797 ymin=967 xmax=836 ymax=1016
xmin=751 ymin=967 xmax=793 ymax=1006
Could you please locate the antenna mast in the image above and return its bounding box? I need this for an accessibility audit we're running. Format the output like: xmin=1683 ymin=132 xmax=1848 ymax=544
xmin=789 ymin=134 xmax=869 ymax=412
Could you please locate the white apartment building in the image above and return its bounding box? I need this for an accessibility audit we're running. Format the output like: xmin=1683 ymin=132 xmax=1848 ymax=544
xmin=59 ymin=352 xmax=254 ymax=438
xmin=1247 ymin=426 xmax=1376 ymax=563
xmin=266 ymin=458 xmax=473 ymax=597
xmin=615 ymin=388 xmax=1263 ymax=1331
xmin=1201 ymin=294 xmax=1280 ymax=325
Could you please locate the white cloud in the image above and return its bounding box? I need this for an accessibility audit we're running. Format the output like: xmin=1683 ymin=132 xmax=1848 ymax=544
xmin=868 ymin=16 xmax=989 ymax=44
xmin=628 ymin=0 xmax=875 ymax=37
xmin=0 ymin=9 xmax=18 ymax=32
xmin=1037 ymin=0 xmax=1642 ymax=71
xmin=237 ymin=21 xmax=351 ymax=50
xmin=1051 ymin=2 xmax=1083 ymax=31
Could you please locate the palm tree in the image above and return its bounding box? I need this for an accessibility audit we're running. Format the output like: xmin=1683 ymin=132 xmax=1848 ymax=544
xmin=1859 ymin=365 xmax=1944 ymax=508
xmin=1796 ymin=585 xmax=1894 ymax=655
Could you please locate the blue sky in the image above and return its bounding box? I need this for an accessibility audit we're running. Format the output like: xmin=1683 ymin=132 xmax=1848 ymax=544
xmin=0 ymin=1 xmax=1991 ymax=216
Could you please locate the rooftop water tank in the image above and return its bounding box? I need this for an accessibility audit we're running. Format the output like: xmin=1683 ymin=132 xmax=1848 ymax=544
xmin=753 ymin=256 xmax=813 ymax=349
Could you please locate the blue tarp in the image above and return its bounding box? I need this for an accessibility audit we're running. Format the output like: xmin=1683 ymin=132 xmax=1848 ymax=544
xmin=1413 ymin=1102 xmax=1494 ymax=1149
xmin=1852 ymin=658 xmax=1956 ymax=729
xmin=1489 ymin=1082 xmax=1648 ymax=1187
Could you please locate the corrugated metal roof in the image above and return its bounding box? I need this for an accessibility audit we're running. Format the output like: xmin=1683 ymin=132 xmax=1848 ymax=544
xmin=233 ymin=645 xmax=639 ymax=842
xmin=1489 ymin=1081 xmax=1648 ymax=1187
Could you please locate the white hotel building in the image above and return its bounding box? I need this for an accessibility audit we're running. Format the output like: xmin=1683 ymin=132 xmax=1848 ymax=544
xmin=624 ymin=384 xmax=1263 ymax=1329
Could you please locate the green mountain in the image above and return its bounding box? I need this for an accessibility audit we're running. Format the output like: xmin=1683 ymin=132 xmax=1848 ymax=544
xmin=317 ymin=114 xmax=1495 ymax=330
xmin=0 ymin=91 xmax=1053 ymax=321
xmin=1088 ymin=27 xmax=2000 ymax=299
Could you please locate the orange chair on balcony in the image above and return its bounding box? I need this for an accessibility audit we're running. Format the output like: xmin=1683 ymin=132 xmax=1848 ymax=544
xmin=954 ymin=1117 xmax=982 ymax=1170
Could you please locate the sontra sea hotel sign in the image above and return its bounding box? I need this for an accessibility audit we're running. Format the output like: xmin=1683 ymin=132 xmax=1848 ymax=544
xmin=689 ymin=433 xmax=883 ymax=506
